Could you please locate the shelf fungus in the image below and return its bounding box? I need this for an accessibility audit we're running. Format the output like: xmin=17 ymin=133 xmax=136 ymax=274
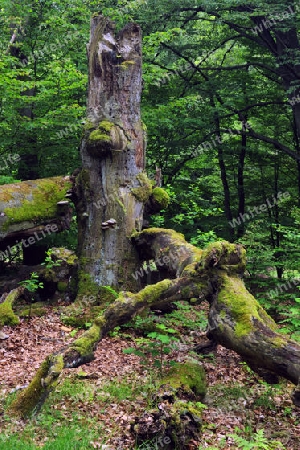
xmin=101 ymin=218 xmax=117 ymax=230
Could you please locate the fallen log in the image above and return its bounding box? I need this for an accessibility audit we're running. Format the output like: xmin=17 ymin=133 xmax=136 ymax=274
xmin=8 ymin=273 xmax=210 ymax=417
xmin=8 ymin=234 xmax=300 ymax=417
xmin=207 ymin=271 xmax=300 ymax=405
xmin=0 ymin=176 xmax=72 ymax=253
xmin=0 ymin=287 xmax=23 ymax=326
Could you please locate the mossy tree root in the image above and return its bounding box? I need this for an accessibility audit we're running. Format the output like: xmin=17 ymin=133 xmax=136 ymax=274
xmin=133 ymin=230 xmax=246 ymax=279
xmin=8 ymin=276 xmax=211 ymax=418
xmin=133 ymin=228 xmax=203 ymax=277
xmin=208 ymin=272 xmax=300 ymax=405
xmin=8 ymin=238 xmax=300 ymax=417
xmin=0 ymin=287 xmax=23 ymax=326
xmin=0 ymin=176 xmax=72 ymax=246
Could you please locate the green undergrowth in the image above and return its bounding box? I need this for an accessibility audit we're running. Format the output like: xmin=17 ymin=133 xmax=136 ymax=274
xmin=1 ymin=298 xmax=296 ymax=449
xmin=0 ymin=426 xmax=98 ymax=450
xmin=121 ymin=301 xmax=208 ymax=335
xmin=245 ymin=276 xmax=300 ymax=342
xmin=1 ymin=373 xmax=157 ymax=449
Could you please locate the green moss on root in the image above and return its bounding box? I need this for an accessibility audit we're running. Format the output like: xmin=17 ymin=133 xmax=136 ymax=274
xmin=200 ymin=240 xmax=246 ymax=273
xmin=219 ymin=274 xmax=278 ymax=337
xmin=8 ymin=358 xmax=51 ymax=417
xmin=170 ymin=399 xmax=203 ymax=427
xmin=44 ymin=354 xmax=64 ymax=386
xmin=0 ymin=289 xmax=20 ymax=326
xmin=134 ymin=279 xmax=173 ymax=304
xmin=70 ymin=323 xmax=101 ymax=356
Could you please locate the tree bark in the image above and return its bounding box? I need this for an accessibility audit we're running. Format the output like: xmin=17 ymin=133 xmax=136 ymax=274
xmin=75 ymin=15 xmax=146 ymax=293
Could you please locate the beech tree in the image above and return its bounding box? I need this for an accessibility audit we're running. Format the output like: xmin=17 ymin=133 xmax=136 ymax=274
xmin=5 ymin=15 xmax=300 ymax=419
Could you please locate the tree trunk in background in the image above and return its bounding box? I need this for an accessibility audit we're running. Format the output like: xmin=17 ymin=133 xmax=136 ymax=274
xmin=75 ymin=15 xmax=145 ymax=292
xmin=9 ymin=28 xmax=39 ymax=180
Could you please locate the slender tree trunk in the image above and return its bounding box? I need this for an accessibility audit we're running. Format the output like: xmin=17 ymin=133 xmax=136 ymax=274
xmin=8 ymin=26 xmax=39 ymax=180
xmin=75 ymin=16 xmax=146 ymax=293
xmin=211 ymin=103 xmax=234 ymax=241
xmin=236 ymin=129 xmax=247 ymax=238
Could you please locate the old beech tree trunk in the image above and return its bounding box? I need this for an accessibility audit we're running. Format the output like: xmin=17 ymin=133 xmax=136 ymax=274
xmin=7 ymin=16 xmax=300 ymax=418
xmin=75 ymin=16 xmax=145 ymax=292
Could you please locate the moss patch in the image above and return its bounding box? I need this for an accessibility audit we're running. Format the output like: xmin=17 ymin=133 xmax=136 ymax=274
xmin=200 ymin=240 xmax=246 ymax=274
xmin=8 ymin=357 xmax=51 ymax=417
xmin=151 ymin=187 xmax=170 ymax=209
xmin=0 ymin=289 xmax=20 ymax=326
xmin=77 ymin=271 xmax=100 ymax=299
xmin=89 ymin=129 xmax=111 ymax=143
xmin=51 ymin=248 xmax=78 ymax=266
xmin=70 ymin=323 xmax=101 ymax=356
xmin=218 ymin=274 xmax=278 ymax=337
xmin=98 ymin=285 xmax=118 ymax=303
xmin=170 ymin=399 xmax=203 ymax=430
xmin=87 ymin=120 xmax=117 ymax=151
xmin=2 ymin=177 xmax=71 ymax=229
xmin=57 ymin=281 xmax=68 ymax=292
xmin=131 ymin=172 xmax=153 ymax=203
xmin=160 ymin=361 xmax=206 ymax=400
xmin=133 ymin=279 xmax=173 ymax=305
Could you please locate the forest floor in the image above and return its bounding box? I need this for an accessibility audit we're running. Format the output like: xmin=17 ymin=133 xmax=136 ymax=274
xmin=0 ymin=302 xmax=299 ymax=450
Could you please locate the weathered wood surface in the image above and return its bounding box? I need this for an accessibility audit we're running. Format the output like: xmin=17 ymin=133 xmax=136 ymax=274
xmin=75 ymin=15 xmax=146 ymax=292
xmin=0 ymin=176 xmax=72 ymax=250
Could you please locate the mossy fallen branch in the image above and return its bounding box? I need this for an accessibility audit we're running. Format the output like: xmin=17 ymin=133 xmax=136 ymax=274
xmin=0 ymin=287 xmax=23 ymax=326
xmin=0 ymin=176 xmax=72 ymax=240
xmin=208 ymin=271 xmax=300 ymax=405
xmin=8 ymin=235 xmax=300 ymax=417
xmin=8 ymin=275 xmax=210 ymax=418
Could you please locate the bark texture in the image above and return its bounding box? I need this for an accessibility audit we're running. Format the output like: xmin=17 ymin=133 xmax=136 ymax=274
xmin=8 ymin=232 xmax=300 ymax=417
xmin=75 ymin=15 xmax=146 ymax=292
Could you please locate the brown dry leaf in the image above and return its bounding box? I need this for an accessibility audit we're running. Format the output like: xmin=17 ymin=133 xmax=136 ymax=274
xmin=60 ymin=326 xmax=73 ymax=332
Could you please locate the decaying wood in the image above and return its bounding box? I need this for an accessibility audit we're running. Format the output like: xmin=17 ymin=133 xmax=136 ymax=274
xmin=75 ymin=15 xmax=146 ymax=292
xmin=0 ymin=176 xmax=72 ymax=250
xmin=208 ymin=272 xmax=300 ymax=405
xmin=0 ymin=287 xmax=24 ymax=326
xmin=8 ymin=231 xmax=300 ymax=417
